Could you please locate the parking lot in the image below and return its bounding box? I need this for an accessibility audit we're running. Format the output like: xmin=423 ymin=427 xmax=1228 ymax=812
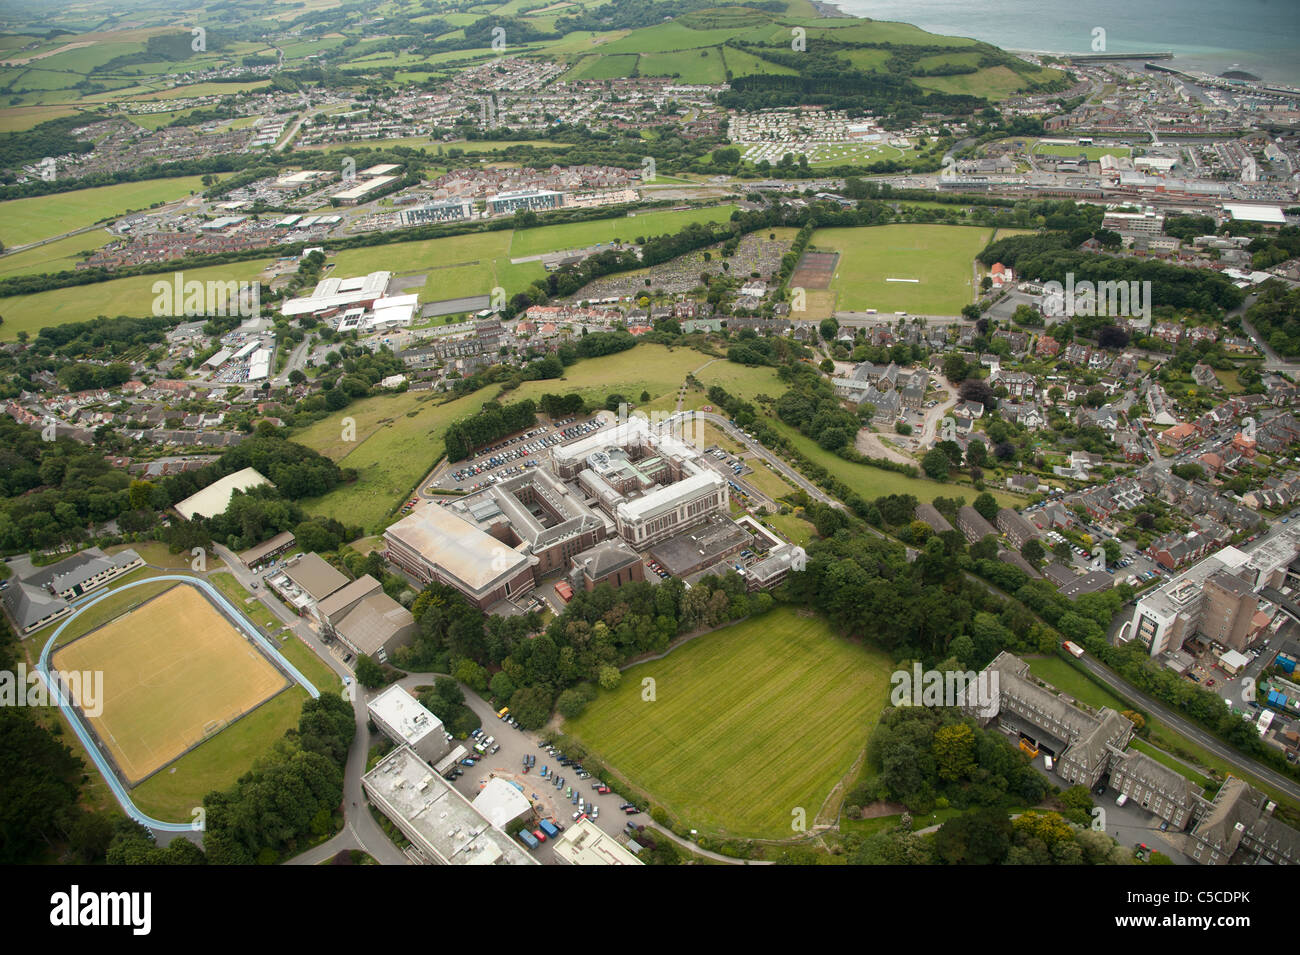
xmin=440 ymin=694 xmax=649 ymax=863
xmin=425 ymin=415 xmax=608 ymax=495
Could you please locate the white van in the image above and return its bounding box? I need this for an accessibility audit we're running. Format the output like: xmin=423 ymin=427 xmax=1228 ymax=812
xmin=1115 ymin=793 xmax=1128 ymax=807
xmin=1043 ymin=755 xmax=1054 ymax=771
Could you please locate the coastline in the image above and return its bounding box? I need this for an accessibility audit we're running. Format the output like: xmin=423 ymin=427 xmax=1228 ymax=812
xmin=810 ymin=0 xmax=1298 ymax=86
xmin=810 ymin=0 xmax=852 ymax=17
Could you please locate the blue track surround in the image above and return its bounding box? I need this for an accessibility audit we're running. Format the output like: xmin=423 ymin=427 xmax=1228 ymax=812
xmin=37 ymin=574 xmax=319 ymax=834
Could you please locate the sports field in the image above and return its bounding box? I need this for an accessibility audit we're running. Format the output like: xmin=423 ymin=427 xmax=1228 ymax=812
xmin=51 ymin=584 xmax=289 ymax=785
xmin=814 ymin=224 xmax=993 ymax=314
xmin=1032 ymin=141 xmax=1132 ymax=161
xmin=564 ymin=608 xmax=893 ymax=839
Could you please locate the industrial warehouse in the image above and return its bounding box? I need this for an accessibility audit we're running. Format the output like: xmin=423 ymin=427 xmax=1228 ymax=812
xmin=383 ymin=414 xmax=802 ymax=612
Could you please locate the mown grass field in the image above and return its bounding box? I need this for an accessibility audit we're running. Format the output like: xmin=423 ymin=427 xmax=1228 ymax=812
xmin=0 ymin=256 xmax=272 ymax=340
xmin=128 ymin=686 xmax=308 ymax=821
xmin=1025 ymin=654 xmax=1130 ymax=711
xmin=0 ymin=176 xmax=210 ymax=248
xmin=508 ymin=204 xmax=739 ymax=258
xmin=39 ymin=570 xmax=175 ymax=647
xmin=1033 ymin=142 xmax=1133 ymax=161
xmin=277 ymin=635 xmax=345 ymax=695
xmin=51 ymin=584 xmax=288 ymax=784
xmin=0 ymin=229 xmax=112 ymax=278
xmin=814 ymin=224 xmax=992 ymax=315
xmin=564 ymin=607 xmax=892 ymax=839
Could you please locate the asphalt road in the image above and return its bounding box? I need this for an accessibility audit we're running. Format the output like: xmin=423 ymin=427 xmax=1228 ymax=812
xmin=210 ymin=545 xmax=411 ymax=866
xmin=1076 ymin=652 xmax=1300 ymax=804
xmin=693 ymin=411 xmax=836 ymax=508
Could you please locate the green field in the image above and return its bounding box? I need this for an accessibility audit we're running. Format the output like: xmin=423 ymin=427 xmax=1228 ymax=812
xmin=564 ymin=608 xmax=892 ymax=839
xmin=814 ymin=224 xmax=992 ymax=315
xmin=764 ymin=510 xmax=816 ymax=547
xmin=637 ymin=49 xmax=726 ymax=83
xmin=0 ymin=256 xmax=272 ymax=340
xmin=561 ymin=52 xmax=638 ymax=80
xmin=39 ymin=570 xmax=175 ymax=647
xmin=720 ymin=47 xmax=798 ymax=78
xmin=914 ymin=66 xmax=1033 ymax=100
xmin=509 ymin=204 xmax=738 ymax=258
xmin=277 ymin=635 xmax=345 ymax=695
xmin=0 ymin=229 xmax=112 ymax=278
xmin=1033 ymin=141 xmax=1133 ymax=161
xmin=0 ymin=176 xmax=210 ymax=248
xmin=129 ymin=686 xmax=308 ymax=821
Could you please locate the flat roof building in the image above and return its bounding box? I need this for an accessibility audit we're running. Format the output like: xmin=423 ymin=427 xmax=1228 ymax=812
xmin=1223 ymin=203 xmax=1285 ymax=225
xmin=332 ymin=590 xmax=417 ymax=663
xmin=362 ymin=746 xmax=538 ymax=865
xmin=269 ymin=552 xmax=350 ymax=617
xmin=331 ymin=175 xmax=399 ymax=205
xmin=280 ymin=271 xmax=392 ymax=318
xmin=384 ymin=502 xmax=537 ymax=610
xmin=552 ymin=817 xmax=643 ymax=865
xmin=239 ymin=531 xmax=295 ymax=570
xmin=367 ymin=685 xmax=450 ymax=766
xmin=1128 ymin=541 xmax=1268 ymax=656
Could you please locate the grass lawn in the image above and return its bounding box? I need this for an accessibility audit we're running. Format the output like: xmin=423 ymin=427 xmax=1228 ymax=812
xmin=1033 ymin=142 xmax=1133 ymax=161
xmin=0 ymin=256 xmax=272 ymax=340
xmin=208 ymin=571 xmax=281 ymax=633
xmin=105 ymin=540 xmax=194 ymax=570
xmin=508 ymin=204 xmax=738 ymax=258
xmin=1129 ymin=739 xmax=1212 ymax=789
xmin=128 ymin=686 xmax=308 ymax=822
xmin=0 ymin=229 xmax=113 ymax=279
xmin=0 ymin=176 xmax=210 ymax=248
xmin=328 ymin=229 xmax=544 ymax=302
xmin=743 ymin=459 xmax=797 ymax=500
xmin=813 ymin=224 xmax=992 ymax=315
xmin=35 ymin=571 xmax=176 ymax=649
xmin=564 ymin=607 xmax=892 ymax=839
xmin=1214 ymin=369 xmax=1244 ymax=394
xmin=764 ymin=510 xmax=816 ymax=547
xmin=1024 ymin=654 xmax=1131 ymax=712
xmin=277 ymin=634 xmax=345 ymax=695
